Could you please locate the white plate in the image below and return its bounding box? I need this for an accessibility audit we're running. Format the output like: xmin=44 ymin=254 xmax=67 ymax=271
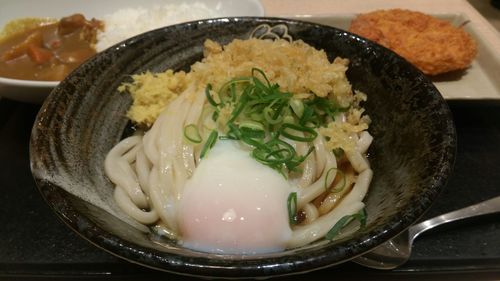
xmin=288 ymin=13 xmax=500 ymax=100
xmin=0 ymin=0 xmax=264 ymax=103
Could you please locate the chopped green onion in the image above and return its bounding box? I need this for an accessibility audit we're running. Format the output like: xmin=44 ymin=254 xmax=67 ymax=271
xmin=325 ymin=215 xmax=351 ymax=240
xmin=253 ymin=147 xmax=294 ymax=165
xmin=299 ymin=105 xmax=314 ymax=125
xmin=325 ymin=209 xmax=367 ymax=240
xmin=228 ymin=91 xmax=250 ymax=123
xmin=245 ymin=100 xmax=267 ymax=114
xmin=229 ymin=82 xmax=237 ymax=102
xmin=205 ymin=84 xmax=219 ymax=107
xmin=290 ymin=98 xmax=304 ymax=118
xmin=332 ymin=170 xmax=346 ymax=193
xmin=285 ymin=146 xmax=315 ymax=172
xmin=183 ymin=124 xmax=202 ymax=144
xmin=200 ymin=130 xmax=218 ymax=159
xmin=239 ymin=120 xmax=265 ymax=131
xmin=267 ymin=149 xmax=294 ymax=165
xmin=287 ymin=192 xmax=298 ymax=225
xmin=324 ymin=167 xmax=337 ymax=191
xmin=279 ymin=123 xmax=318 ymax=142
xmin=263 ymin=106 xmax=284 ymax=124
xmin=238 ymin=120 xmax=266 ymax=139
xmin=240 ymin=127 xmax=266 ymax=139
xmin=357 ymin=208 xmax=367 ymax=228
xmin=252 ymin=67 xmax=272 ymax=87
xmin=240 ymin=134 xmax=265 ymax=148
xmin=211 ymin=110 xmax=219 ymax=122
xmin=201 ymin=67 xmax=351 ymax=174
xmin=218 ymin=77 xmax=250 ymax=105
xmin=324 ymin=167 xmax=346 ymax=192
xmin=227 ymin=123 xmax=264 ymax=148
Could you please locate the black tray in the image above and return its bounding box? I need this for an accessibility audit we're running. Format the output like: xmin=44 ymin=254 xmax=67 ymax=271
xmin=1 ymin=99 xmax=499 ymax=280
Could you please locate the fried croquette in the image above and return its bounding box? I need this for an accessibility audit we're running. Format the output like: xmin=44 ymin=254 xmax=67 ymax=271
xmin=349 ymin=9 xmax=477 ymax=76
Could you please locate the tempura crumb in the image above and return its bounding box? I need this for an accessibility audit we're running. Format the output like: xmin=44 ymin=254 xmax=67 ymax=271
xmin=121 ymin=38 xmax=357 ymax=125
xmin=320 ymin=91 xmax=370 ymax=152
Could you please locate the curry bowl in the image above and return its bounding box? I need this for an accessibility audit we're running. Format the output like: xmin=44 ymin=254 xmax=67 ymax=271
xmin=30 ymin=17 xmax=456 ymax=278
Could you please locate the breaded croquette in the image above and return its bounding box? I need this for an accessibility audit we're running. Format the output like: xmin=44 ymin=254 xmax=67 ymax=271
xmin=349 ymin=9 xmax=477 ymax=76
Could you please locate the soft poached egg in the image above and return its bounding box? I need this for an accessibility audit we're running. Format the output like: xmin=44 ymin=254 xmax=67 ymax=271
xmin=178 ymin=140 xmax=293 ymax=254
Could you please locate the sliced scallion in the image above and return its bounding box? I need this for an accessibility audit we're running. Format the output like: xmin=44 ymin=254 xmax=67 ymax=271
xmin=239 ymin=120 xmax=265 ymax=131
xmin=200 ymin=67 xmax=348 ymax=174
xmin=263 ymin=107 xmax=284 ymax=125
xmin=331 ymin=169 xmax=346 ymax=193
xmin=252 ymin=67 xmax=272 ymax=87
xmin=183 ymin=124 xmax=202 ymax=144
xmin=200 ymin=130 xmax=218 ymax=159
xmin=279 ymin=123 xmax=318 ymax=142
xmin=324 ymin=167 xmax=337 ymax=191
xmin=287 ymin=192 xmax=298 ymax=225
xmin=205 ymin=84 xmax=219 ymax=107
xmin=325 ymin=209 xmax=367 ymax=240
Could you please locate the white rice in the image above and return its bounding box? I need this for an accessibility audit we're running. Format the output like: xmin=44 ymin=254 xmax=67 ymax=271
xmin=96 ymin=3 xmax=221 ymax=51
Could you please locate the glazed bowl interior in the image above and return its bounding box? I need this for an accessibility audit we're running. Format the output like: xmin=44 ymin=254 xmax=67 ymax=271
xmin=30 ymin=17 xmax=456 ymax=278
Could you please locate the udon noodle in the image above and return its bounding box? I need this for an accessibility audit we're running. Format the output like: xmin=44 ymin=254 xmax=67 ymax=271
xmin=105 ymin=31 xmax=372 ymax=253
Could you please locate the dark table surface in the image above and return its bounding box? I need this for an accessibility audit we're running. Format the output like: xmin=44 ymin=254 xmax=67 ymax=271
xmin=1 ymin=98 xmax=500 ymax=280
xmin=3 ymin=2 xmax=500 ymax=280
xmin=1 ymin=2 xmax=499 ymax=281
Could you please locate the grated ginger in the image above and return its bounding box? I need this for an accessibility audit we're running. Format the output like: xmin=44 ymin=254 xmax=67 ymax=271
xmin=118 ymin=70 xmax=187 ymax=126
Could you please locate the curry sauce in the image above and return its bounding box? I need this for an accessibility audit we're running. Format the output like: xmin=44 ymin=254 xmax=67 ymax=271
xmin=0 ymin=14 xmax=103 ymax=81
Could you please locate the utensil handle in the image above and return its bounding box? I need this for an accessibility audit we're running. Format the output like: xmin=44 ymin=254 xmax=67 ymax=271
xmin=409 ymin=195 xmax=500 ymax=240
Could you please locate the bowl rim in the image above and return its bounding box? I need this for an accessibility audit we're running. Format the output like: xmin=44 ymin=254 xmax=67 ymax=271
xmin=29 ymin=16 xmax=457 ymax=278
xmin=0 ymin=76 xmax=59 ymax=87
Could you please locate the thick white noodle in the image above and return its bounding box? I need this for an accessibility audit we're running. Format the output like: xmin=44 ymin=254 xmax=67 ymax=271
xmin=104 ymin=136 xmax=148 ymax=208
xmin=313 ymin=136 xmax=327 ymax=179
xmin=123 ymin=144 xmax=140 ymax=163
xmin=148 ymin=89 xmax=200 ymax=232
xmin=148 ymin=168 xmax=179 ymax=233
xmin=288 ymin=168 xmax=373 ymax=248
xmin=142 ymin=112 xmax=162 ymax=165
xmin=158 ymin=95 xmax=189 ymax=200
xmin=296 ymin=140 xmax=317 ymax=188
xmin=180 ymin=89 xmax=206 ymax=178
xmin=340 ymin=168 xmax=373 ymax=206
xmin=302 ymin=203 xmax=319 ymax=224
xmin=287 ymin=132 xmax=317 ymax=188
xmin=114 ymin=187 xmax=159 ymax=224
xmin=357 ymin=131 xmax=373 ymax=154
xmin=345 ymin=150 xmax=370 ymax=173
xmin=297 ymin=138 xmax=337 ymax=209
xmin=317 ymin=171 xmax=355 ymax=215
xmin=105 ymin=87 xmax=202 ymax=234
xmin=135 ymin=145 xmax=151 ymax=194
xmin=104 ymin=82 xmax=374 ymax=250
xmin=143 ymin=111 xmax=176 ymax=230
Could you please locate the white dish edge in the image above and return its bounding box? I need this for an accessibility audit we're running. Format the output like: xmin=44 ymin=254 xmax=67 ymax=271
xmin=285 ymin=13 xmax=500 ymax=100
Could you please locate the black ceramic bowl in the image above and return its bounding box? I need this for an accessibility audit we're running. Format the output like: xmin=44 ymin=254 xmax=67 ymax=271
xmin=30 ymin=17 xmax=456 ymax=278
